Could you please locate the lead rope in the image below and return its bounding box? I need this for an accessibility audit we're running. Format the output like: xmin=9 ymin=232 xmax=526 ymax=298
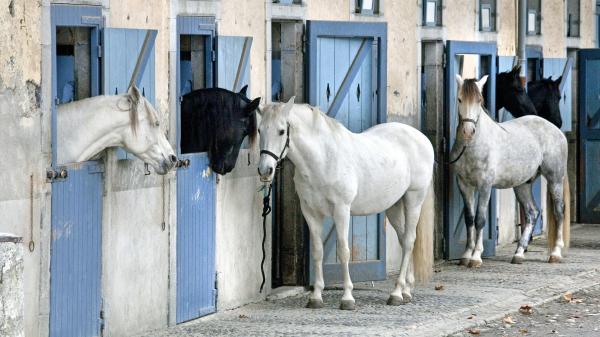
xmin=259 ymin=183 xmax=273 ymax=293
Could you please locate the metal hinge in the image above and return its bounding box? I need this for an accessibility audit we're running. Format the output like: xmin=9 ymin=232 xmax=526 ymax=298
xmin=98 ymin=45 xmax=102 ymax=58
xmin=99 ymin=303 xmax=105 ymax=336
xmin=213 ymin=273 xmax=219 ymax=306
xmin=442 ymin=52 xmax=447 ymax=68
xmin=46 ymin=167 xmax=68 ymax=183
xmin=211 ymin=50 xmax=216 ymax=62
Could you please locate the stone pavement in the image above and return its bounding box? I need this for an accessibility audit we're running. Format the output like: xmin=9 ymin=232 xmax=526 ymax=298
xmin=135 ymin=224 xmax=600 ymax=337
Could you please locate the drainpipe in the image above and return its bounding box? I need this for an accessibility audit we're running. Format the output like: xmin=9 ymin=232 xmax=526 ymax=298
xmin=517 ymin=0 xmax=527 ymax=88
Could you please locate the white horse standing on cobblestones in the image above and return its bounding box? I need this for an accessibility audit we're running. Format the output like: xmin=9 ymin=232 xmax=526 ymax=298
xmin=257 ymin=97 xmax=435 ymax=310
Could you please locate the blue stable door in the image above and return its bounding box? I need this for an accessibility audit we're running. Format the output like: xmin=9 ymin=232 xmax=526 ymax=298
xmin=444 ymin=41 xmax=498 ymax=260
xmin=176 ymin=16 xmax=218 ymax=323
xmin=307 ymin=21 xmax=387 ymax=283
xmin=49 ymin=5 xmax=104 ymax=337
xmin=578 ymin=49 xmax=600 ymax=223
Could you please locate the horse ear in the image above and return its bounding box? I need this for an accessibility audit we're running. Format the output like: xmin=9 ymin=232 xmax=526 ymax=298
xmin=512 ymin=64 xmax=521 ymax=76
xmin=282 ymin=96 xmax=295 ymax=118
xmin=245 ymin=97 xmax=261 ymax=115
xmin=476 ymin=75 xmax=489 ymax=92
xmin=555 ymin=76 xmax=563 ymax=86
xmin=239 ymin=85 xmax=249 ymax=97
xmin=455 ymin=74 xmax=464 ymax=88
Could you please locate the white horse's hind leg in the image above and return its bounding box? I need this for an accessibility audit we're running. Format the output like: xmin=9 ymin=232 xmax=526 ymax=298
xmin=548 ymin=179 xmax=565 ymax=263
xmin=470 ymin=184 xmax=492 ymax=268
xmin=457 ymin=179 xmax=476 ymax=266
xmin=512 ymin=183 xmax=540 ymax=264
xmin=332 ymin=204 xmax=355 ymax=310
xmin=386 ymin=189 xmax=427 ymax=305
xmin=300 ymin=202 xmax=325 ymax=309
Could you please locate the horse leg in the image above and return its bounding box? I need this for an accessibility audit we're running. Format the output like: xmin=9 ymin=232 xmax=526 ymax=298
xmin=511 ymin=183 xmax=540 ymax=264
xmin=332 ymin=204 xmax=355 ymax=310
xmin=469 ymin=184 xmax=492 ymax=268
xmin=548 ymin=179 xmax=565 ymax=263
xmin=386 ymin=198 xmax=406 ymax=305
xmin=300 ymin=202 xmax=325 ymax=309
xmin=458 ymin=178 xmax=476 ymax=266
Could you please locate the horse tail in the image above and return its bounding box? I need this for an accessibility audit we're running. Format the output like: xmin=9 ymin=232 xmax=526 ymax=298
xmin=413 ymin=182 xmax=434 ymax=284
xmin=546 ymin=171 xmax=571 ymax=254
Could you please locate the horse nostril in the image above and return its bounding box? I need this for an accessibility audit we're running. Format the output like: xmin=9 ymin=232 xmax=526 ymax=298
xmin=169 ymin=154 xmax=177 ymax=163
xmin=268 ymin=167 xmax=273 ymax=175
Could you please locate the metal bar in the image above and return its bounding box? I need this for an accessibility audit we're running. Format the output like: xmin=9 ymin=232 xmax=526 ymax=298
xmin=327 ymin=39 xmax=371 ymax=118
xmin=128 ymin=30 xmax=158 ymax=88
xmin=517 ymin=0 xmax=527 ymax=86
xmin=232 ymin=37 xmax=252 ymax=92
xmin=559 ymin=57 xmax=574 ymax=94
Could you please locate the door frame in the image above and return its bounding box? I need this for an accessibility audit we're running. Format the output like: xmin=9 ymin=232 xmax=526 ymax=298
xmin=306 ymin=20 xmax=388 ymax=283
xmin=444 ymin=40 xmax=498 ymax=260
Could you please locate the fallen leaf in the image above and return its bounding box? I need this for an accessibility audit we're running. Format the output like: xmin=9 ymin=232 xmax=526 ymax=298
xmin=466 ymin=328 xmax=480 ymax=335
xmin=238 ymin=314 xmax=249 ymax=319
xmin=435 ymin=284 xmax=444 ymax=291
xmin=434 ymin=268 xmax=442 ymax=273
xmin=519 ymin=304 xmax=534 ymax=315
xmin=467 ymin=315 xmax=475 ymax=319
xmin=519 ymin=328 xmax=528 ymax=333
xmin=563 ymin=291 xmax=573 ymax=302
xmin=572 ymin=298 xmax=584 ymax=304
xmin=502 ymin=315 xmax=515 ymax=324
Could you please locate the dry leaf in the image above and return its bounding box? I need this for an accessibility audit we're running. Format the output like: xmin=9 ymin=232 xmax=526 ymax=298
xmin=519 ymin=328 xmax=528 ymax=333
xmin=467 ymin=315 xmax=475 ymax=320
xmin=238 ymin=314 xmax=249 ymax=319
xmin=519 ymin=304 xmax=534 ymax=315
xmin=466 ymin=328 xmax=481 ymax=335
xmin=435 ymin=284 xmax=444 ymax=291
xmin=502 ymin=315 xmax=515 ymax=324
xmin=563 ymin=291 xmax=573 ymax=302
xmin=572 ymin=298 xmax=584 ymax=304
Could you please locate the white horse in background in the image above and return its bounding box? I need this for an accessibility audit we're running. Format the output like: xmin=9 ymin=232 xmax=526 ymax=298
xmin=257 ymin=97 xmax=435 ymax=310
xmin=57 ymin=85 xmax=177 ymax=174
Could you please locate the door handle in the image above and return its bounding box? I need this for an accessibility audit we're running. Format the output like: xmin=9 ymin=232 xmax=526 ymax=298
xmin=176 ymin=159 xmax=191 ymax=169
xmin=326 ymin=83 xmax=331 ymax=102
xmin=356 ymin=84 xmax=361 ymax=102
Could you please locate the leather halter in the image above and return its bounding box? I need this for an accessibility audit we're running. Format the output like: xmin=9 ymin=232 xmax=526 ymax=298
xmin=459 ymin=116 xmax=479 ymax=126
xmin=259 ymin=124 xmax=290 ymax=165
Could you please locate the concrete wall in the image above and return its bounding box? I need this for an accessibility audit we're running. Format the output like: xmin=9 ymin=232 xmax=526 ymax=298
xmin=0 ymin=237 xmax=25 ymax=337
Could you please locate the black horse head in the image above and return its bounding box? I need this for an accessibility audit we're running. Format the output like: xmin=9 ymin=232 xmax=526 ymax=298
xmin=490 ymin=65 xmax=537 ymax=118
xmin=527 ymin=76 xmax=563 ymax=128
xmin=181 ymin=85 xmax=260 ymax=175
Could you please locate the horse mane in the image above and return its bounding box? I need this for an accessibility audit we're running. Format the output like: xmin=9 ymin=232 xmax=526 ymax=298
xmin=461 ymin=79 xmax=483 ymax=103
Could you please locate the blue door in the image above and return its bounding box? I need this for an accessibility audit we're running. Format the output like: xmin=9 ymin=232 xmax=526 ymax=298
xmin=444 ymin=41 xmax=498 ymax=260
xmin=578 ymin=49 xmax=600 ymax=223
xmin=176 ymin=16 xmax=218 ymax=323
xmin=307 ymin=21 xmax=387 ymax=283
xmin=50 ymin=5 xmax=104 ymax=337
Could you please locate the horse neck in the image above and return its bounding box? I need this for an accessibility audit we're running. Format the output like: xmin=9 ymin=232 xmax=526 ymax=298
xmin=286 ymin=106 xmax=344 ymax=177
xmin=57 ymin=95 xmax=132 ymax=163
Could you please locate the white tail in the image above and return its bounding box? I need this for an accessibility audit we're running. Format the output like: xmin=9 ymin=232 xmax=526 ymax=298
xmin=412 ymin=183 xmax=435 ymax=283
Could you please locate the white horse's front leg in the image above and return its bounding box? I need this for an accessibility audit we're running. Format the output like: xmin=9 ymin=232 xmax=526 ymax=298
xmin=333 ymin=204 xmax=355 ymax=310
xmin=470 ymin=184 xmax=492 ymax=268
xmin=458 ymin=179 xmax=476 ymax=266
xmin=301 ymin=204 xmax=325 ymax=309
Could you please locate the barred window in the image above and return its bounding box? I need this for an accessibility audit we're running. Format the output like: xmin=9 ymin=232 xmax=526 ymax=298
xmin=479 ymin=0 xmax=496 ymax=32
xmin=567 ymin=0 xmax=580 ymax=37
xmin=423 ymin=0 xmax=443 ymax=27
xmin=355 ymin=0 xmax=380 ymax=15
xmin=527 ymin=0 xmax=542 ymax=35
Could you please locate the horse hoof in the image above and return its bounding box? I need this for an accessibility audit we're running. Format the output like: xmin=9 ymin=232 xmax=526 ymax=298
xmin=548 ymin=255 xmax=561 ymax=264
xmin=511 ymin=256 xmax=524 ymax=264
xmin=386 ymin=295 xmax=403 ymax=306
xmin=402 ymin=293 xmax=413 ymax=303
xmin=459 ymin=258 xmax=470 ymax=266
xmin=306 ymin=298 xmax=324 ymax=309
xmin=340 ymin=299 xmax=356 ymax=310
xmin=468 ymin=260 xmax=482 ymax=268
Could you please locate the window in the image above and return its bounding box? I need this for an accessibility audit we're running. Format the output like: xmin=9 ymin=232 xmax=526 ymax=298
xmin=479 ymin=0 xmax=496 ymax=32
xmin=423 ymin=0 xmax=442 ymax=27
xmin=566 ymin=0 xmax=580 ymax=37
xmin=355 ymin=0 xmax=379 ymax=15
xmin=527 ymin=0 xmax=541 ymax=35
xmin=272 ymin=0 xmax=301 ymax=4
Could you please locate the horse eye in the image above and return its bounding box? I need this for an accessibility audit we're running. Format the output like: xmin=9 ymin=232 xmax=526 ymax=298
xmin=155 ymin=121 xmax=160 ymax=127
xmin=458 ymin=98 xmax=462 ymax=103
xmin=279 ymin=129 xmax=285 ymax=136
xmin=258 ymin=129 xmax=261 ymax=134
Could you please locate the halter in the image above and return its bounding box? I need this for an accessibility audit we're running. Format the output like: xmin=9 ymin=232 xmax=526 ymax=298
xmin=459 ymin=116 xmax=480 ymax=126
xmin=259 ymin=123 xmax=290 ymax=166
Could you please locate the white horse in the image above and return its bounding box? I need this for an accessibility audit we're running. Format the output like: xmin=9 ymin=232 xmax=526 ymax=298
xmin=57 ymin=86 xmax=176 ymax=174
xmin=257 ymin=97 xmax=435 ymax=310
xmin=453 ymin=75 xmax=570 ymax=267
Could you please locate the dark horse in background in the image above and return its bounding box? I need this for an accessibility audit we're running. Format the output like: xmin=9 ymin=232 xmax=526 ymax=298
xmin=485 ymin=65 xmax=563 ymax=128
xmin=181 ymin=85 xmax=260 ymax=175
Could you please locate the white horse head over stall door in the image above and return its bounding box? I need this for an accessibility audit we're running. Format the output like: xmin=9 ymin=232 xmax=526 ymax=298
xmin=50 ymin=4 xmax=157 ymax=336
xmin=306 ymin=21 xmax=387 ymax=283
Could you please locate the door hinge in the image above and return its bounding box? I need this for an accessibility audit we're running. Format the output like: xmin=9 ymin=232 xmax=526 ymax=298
xmin=211 ymin=50 xmax=216 ymax=62
xmin=213 ymin=273 xmax=219 ymax=306
xmin=46 ymin=167 xmax=68 ymax=183
xmin=442 ymin=52 xmax=447 ymax=69
xmin=98 ymin=45 xmax=102 ymax=58
xmin=99 ymin=309 xmax=105 ymax=336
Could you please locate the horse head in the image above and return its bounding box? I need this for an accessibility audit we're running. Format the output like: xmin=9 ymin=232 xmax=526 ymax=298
xmin=456 ymin=74 xmax=488 ymax=142
xmin=257 ymin=96 xmax=295 ymax=182
xmin=494 ymin=65 xmax=537 ymax=117
xmin=528 ymin=76 xmax=563 ymax=128
xmin=121 ymin=86 xmax=177 ymax=175
xmin=181 ymin=86 xmax=260 ymax=175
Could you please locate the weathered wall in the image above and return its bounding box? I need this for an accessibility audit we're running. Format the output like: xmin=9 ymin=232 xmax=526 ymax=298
xmin=0 ymin=2 xmax=45 ymax=337
xmin=0 ymin=238 xmax=25 ymax=337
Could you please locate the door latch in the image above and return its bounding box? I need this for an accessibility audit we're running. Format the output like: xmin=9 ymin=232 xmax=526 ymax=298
xmin=176 ymin=159 xmax=191 ymax=169
xmin=46 ymin=168 xmax=68 ymax=182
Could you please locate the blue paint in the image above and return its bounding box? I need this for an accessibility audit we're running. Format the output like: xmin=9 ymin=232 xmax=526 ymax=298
xmin=578 ymin=49 xmax=600 ymax=223
xmin=216 ymin=36 xmax=252 ymax=92
xmin=176 ymin=153 xmax=217 ymax=323
xmin=444 ymin=40 xmax=498 ymax=260
xmin=176 ymin=16 xmax=218 ymax=323
xmin=50 ymin=162 xmax=104 ymax=337
xmin=50 ymin=6 xmax=103 ymax=337
xmin=57 ymin=55 xmax=75 ymax=103
xmin=271 ymin=58 xmax=282 ymax=101
xmin=543 ymin=58 xmax=572 ymax=132
xmin=307 ymin=20 xmax=387 ymax=283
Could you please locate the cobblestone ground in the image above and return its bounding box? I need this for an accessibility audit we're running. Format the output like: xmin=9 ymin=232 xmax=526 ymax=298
xmin=135 ymin=225 xmax=600 ymax=337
